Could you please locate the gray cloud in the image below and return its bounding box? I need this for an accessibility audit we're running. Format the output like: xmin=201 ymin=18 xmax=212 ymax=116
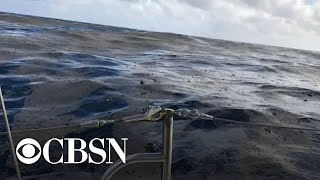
xmin=0 ymin=0 xmax=319 ymax=51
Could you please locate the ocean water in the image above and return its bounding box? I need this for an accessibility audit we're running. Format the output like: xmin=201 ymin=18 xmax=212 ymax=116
xmin=0 ymin=12 xmax=320 ymax=179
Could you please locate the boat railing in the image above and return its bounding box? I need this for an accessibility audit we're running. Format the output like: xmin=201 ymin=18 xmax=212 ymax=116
xmin=1 ymin=86 xmax=320 ymax=180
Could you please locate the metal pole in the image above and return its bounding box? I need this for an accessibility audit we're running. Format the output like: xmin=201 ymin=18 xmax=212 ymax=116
xmin=0 ymin=86 xmax=22 ymax=180
xmin=162 ymin=110 xmax=173 ymax=180
xmin=101 ymin=109 xmax=174 ymax=180
xmin=101 ymin=153 xmax=165 ymax=180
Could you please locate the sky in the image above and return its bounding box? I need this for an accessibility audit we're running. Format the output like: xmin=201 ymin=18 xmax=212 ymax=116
xmin=0 ymin=0 xmax=320 ymax=52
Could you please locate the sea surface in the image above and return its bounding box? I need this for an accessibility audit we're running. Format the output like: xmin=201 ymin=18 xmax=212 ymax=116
xmin=0 ymin=12 xmax=320 ymax=180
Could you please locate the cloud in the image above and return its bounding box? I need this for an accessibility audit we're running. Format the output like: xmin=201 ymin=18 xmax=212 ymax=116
xmin=0 ymin=0 xmax=320 ymax=51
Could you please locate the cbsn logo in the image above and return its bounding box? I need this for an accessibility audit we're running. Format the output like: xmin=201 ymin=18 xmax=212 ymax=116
xmin=16 ymin=138 xmax=128 ymax=164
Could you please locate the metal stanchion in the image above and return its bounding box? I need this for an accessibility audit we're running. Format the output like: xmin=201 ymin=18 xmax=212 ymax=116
xmin=0 ymin=87 xmax=22 ymax=180
xmin=161 ymin=110 xmax=173 ymax=180
xmin=101 ymin=109 xmax=173 ymax=180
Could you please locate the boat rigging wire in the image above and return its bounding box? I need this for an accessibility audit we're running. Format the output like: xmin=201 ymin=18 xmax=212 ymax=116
xmin=1 ymin=106 xmax=320 ymax=137
xmin=1 ymin=95 xmax=320 ymax=180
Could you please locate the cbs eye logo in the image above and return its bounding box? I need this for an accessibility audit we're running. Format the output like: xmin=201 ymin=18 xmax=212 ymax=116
xmin=16 ymin=138 xmax=41 ymax=164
